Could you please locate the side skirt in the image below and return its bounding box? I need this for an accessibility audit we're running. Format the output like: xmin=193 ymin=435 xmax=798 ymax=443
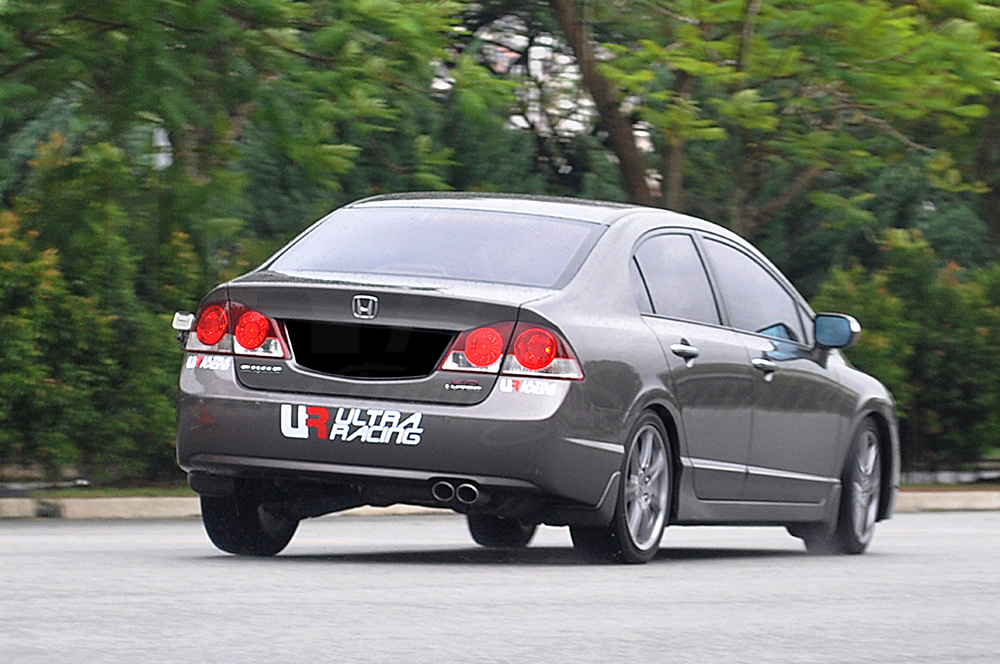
xmin=673 ymin=461 xmax=842 ymax=526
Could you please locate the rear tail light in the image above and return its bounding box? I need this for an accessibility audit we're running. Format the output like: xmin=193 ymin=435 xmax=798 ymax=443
xmin=440 ymin=322 xmax=514 ymax=373
xmin=512 ymin=328 xmax=557 ymax=371
xmin=234 ymin=311 xmax=270 ymax=351
xmin=196 ymin=304 xmax=227 ymax=346
xmin=464 ymin=327 xmax=505 ymax=367
xmin=185 ymin=300 xmax=289 ymax=359
xmin=440 ymin=321 xmax=583 ymax=380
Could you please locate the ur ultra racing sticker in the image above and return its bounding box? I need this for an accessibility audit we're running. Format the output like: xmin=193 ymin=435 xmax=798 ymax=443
xmin=497 ymin=377 xmax=558 ymax=396
xmin=185 ymin=354 xmax=233 ymax=372
xmin=281 ymin=405 xmax=423 ymax=445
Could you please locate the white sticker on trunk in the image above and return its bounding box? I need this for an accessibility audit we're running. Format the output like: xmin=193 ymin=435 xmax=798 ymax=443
xmin=185 ymin=354 xmax=233 ymax=372
xmin=280 ymin=404 xmax=423 ymax=445
xmin=497 ymin=377 xmax=558 ymax=396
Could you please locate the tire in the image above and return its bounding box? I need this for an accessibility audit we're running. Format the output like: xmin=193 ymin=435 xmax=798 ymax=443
xmin=800 ymin=418 xmax=882 ymax=554
xmin=467 ymin=514 xmax=537 ymax=548
xmin=571 ymin=412 xmax=672 ymax=564
xmin=200 ymin=481 xmax=299 ymax=556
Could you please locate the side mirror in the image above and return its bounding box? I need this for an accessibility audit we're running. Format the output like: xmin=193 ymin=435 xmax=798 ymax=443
xmin=814 ymin=313 xmax=861 ymax=349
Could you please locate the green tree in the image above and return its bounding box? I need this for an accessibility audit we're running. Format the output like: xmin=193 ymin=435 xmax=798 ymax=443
xmin=546 ymin=0 xmax=1000 ymax=238
xmin=0 ymin=211 xmax=78 ymax=477
xmin=1 ymin=0 xmax=467 ymax=284
xmin=7 ymin=136 xmax=183 ymax=480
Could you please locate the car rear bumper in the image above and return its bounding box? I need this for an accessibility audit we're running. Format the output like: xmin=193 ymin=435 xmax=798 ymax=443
xmin=176 ymin=356 xmax=623 ymax=521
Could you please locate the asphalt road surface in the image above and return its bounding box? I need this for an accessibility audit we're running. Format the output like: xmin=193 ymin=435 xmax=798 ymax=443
xmin=3 ymin=510 xmax=998 ymax=663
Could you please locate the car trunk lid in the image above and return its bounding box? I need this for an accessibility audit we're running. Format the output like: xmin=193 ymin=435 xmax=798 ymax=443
xmin=226 ymin=270 xmax=550 ymax=405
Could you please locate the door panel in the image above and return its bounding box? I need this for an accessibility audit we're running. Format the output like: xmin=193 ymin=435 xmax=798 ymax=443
xmin=646 ymin=319 xmax=755 ymax=500
xmin=699 ymin=236 xmax=845 ymax=504
xmin=742 ymin=336 xmax=848 ymax=502
xmin=632 ymin=232 xmax=753 ymax=501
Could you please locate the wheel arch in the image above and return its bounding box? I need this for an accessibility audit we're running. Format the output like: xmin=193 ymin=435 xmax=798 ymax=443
xmin=867 ymin=409 xmax=898 ymax=521
xmin=644 ymin=401 xmax=683 ymax=523
xmin=852 ymin=406 xmax=898 ymax=522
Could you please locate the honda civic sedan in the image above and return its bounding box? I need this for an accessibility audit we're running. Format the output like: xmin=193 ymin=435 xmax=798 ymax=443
xmin=174 ymin=193 xmax=898 ymax=563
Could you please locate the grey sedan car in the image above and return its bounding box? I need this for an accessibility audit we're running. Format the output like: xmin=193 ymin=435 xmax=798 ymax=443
xmin=174 ymin=193 xmax=898 ymax=563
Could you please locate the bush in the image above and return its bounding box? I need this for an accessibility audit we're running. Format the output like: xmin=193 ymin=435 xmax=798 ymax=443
xmin=814 ymin=230 xmax=1000 ymax=469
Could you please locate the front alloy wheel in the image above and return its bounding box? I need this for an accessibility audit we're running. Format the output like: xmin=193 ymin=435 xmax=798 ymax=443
xmin=801 ymin=419 xmax=882 ymax=554
xmin=571 ymin=412 xmax=672 ymax=564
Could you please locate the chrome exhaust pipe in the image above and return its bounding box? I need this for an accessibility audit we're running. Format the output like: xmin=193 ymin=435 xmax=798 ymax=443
xmin=455 ymin=483 xmax=480 ymax=505
xmin=431 ymin=481 xmax=456 ymax=503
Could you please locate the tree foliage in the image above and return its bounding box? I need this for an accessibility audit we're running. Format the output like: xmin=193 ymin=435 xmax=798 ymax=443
xmin=548 ymin=0 xmax=1000 ymax=240
xmin=3 ymin=1 xmax=1000 ymax=479
xmin=814 ymin=230 xmax=1000 ymax=468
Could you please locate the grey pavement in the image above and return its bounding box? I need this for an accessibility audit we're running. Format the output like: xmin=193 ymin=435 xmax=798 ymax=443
xmin=1 ymin=489 xmax=998 ymax=519
xmin=3 ymin=511 xmax=999 ymax=663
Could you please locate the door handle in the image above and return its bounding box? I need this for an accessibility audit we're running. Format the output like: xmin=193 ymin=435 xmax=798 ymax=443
xmin=752 ymin=357 xmax=777 ymax=382
xmin=670 ymin=342 xmax=700 ymax=367
xmin=670 ymin=342 xmax=699 ymax=359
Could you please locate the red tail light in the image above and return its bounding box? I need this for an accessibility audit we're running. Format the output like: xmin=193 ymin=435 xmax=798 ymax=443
xmin=235 ymin=310 xmax=270 ymax=350
xmin=513 ymin=328 xmax=557 ymax=371
xmin=441 ymin=323 xmax=514 ymax=373
xmin=186 ymin=300 xmax=289 ymax=359
xmin=196 ymin=304 xmax=228 ymax=346
xmin=440 ymin=321 xmax=582 ymax=380
xmin=464 ymin=327 xmax=504 ymax=367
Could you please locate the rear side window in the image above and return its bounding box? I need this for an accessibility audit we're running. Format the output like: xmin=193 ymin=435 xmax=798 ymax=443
xmin=633 ymin=234 xmax=720 ymax=325
xmin=267 ymin=208 xmax=605 ymax=289
xmin=702 ymin=238 xmax=806 ymax=342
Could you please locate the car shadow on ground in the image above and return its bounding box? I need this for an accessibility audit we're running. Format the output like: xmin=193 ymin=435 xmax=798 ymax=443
xmin=200 ymin=545 xmax=809 ymax=566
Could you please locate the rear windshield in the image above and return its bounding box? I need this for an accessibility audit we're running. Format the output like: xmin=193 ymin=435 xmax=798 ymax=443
xmin=267 ymin=207 xmax=605 ymax=289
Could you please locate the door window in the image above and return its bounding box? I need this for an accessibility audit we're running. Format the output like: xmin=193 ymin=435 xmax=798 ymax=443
xmin=702 ymin=238 xmax=806 ymax=342
xmin=633 ymin=234 xmax=720 ymax=325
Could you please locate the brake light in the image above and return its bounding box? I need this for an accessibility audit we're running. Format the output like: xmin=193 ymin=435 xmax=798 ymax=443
xmin=440 ymin=323 xmax=514 ymax=373
xmin=185 ymin=301 xmax=289 ymax=359
xmin=440 ymin=321 xmax=582 ymax=379
xmin=235 ymin=310 xmax=270 ymax=350
xmin=465 ymin=327 xmax=504 ymax=367
xmin=196 ymin=305 xmax=228 ymax=346
xmin=513 ymin=328 xmax=557 ymax=371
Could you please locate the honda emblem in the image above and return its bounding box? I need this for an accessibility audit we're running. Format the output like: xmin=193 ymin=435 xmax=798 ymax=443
xmin=352 ymin=295 xmax=379 ymax=320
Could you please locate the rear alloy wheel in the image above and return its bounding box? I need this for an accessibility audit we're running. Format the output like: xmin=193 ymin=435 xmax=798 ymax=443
xmin=801 ymin=419 xmax=882 ymax=554
xmin=467 ymin=514 xmax=537 ymax=548
xmin=200 ymin=481 xmax=299 ymax=556
xmin=571 ymin=412 xmax=672 ymax=564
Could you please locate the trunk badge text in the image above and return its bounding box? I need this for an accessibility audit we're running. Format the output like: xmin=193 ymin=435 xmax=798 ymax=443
xmin=352 ymin=294 xmax=379 ymax=319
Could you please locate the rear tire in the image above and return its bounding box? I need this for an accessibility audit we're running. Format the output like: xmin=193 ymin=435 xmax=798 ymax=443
xmin=571 ymin=412 xmax=672 ymax=564
xmin=467 ymin=514 xmax=537 ymax=548
xmin=798 ymin=418 xmax=882 ymax=554
xmin=200 ymin=481 xmax=299 ymax=556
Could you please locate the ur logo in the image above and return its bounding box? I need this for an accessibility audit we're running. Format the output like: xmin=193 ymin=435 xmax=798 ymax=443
xmin=352 ymin=294 xmax=379 ymax=320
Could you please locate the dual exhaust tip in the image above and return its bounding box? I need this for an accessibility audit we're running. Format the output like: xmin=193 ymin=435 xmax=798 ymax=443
xmin=432 ymin=480 xmax=482 ymax=505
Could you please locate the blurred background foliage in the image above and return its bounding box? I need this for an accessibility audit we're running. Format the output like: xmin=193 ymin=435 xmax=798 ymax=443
xmin=2 ymin=0 xmax=1000 ymax=481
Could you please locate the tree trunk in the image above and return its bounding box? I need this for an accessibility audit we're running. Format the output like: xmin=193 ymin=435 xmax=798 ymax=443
xmin=659 ymin=71 xmax=693 ymax=210
xmin=549 ymin=0 xmax=653 ymax=206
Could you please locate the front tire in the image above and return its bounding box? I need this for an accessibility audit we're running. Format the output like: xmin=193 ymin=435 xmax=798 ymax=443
xmin=571 ymin=412 xmax=672 ymax=564
xmin=799 ymin=418 xmax=882 ymax=554
xmin=467 ymin=514 xmax=537 ymax=548
xmin=200 ymin=481 xmax=299 ymax=556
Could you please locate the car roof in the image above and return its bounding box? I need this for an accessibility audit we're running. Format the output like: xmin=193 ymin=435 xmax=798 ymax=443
xmin=347 ymin=192 xmax=737 ymax=237
xmin=347 ymin=192 xmax=644 ymax=225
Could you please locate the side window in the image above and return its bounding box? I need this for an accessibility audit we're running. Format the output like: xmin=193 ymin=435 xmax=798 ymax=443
xmin=633 ymin=234 xmax=721 ymax=325
xmin=702 ymin=238 xmax=806 ymax=342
